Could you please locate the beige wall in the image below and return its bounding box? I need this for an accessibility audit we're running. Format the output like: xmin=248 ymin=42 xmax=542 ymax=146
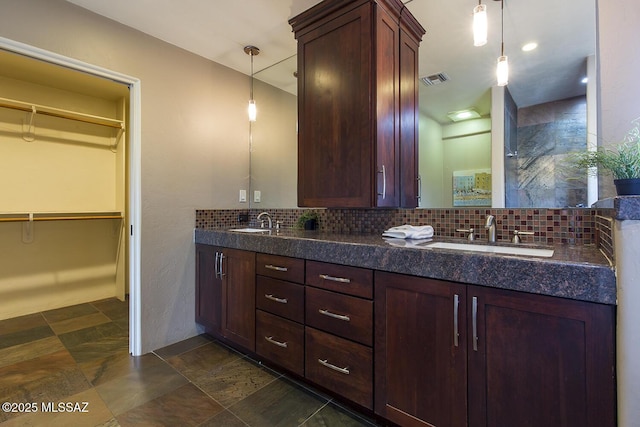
xmin=0 ymin=0 xmax=260 ymax=352
xmin=250 ymin=79 xmax=297 ymax=208
xmin=419 ymin=116 xmax=491 ymax=208
xmin=597 ymin=0 xmax=640 ymax=425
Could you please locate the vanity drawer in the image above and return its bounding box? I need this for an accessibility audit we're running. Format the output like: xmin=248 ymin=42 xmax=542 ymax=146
xmin=306 ymin=261 xmax=372 ymax=299
xmin=256 ymin=253 xmax=305 ymax=283
xmin=256 ymin=310 xmax=304 ymax=377
xmin=305 ymin=286 xmax=373 ymax=346
xmin=305 ymin=327 xmax=373 ymax=409
xmin=256 ymin=276 xmax=304 ymax=323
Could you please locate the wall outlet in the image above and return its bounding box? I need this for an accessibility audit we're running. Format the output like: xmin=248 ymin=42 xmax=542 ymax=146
xmin=239 ymin=189 xmax=247 ymax=203
xmin=254 ymin=190 xmax=261 ymax=203
xmin=237 ymin=213 xmax=249 ymax=223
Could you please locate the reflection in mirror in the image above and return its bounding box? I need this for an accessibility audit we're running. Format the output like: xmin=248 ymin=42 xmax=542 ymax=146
xmin=248 ymin=0 xmax=596 ymax=209
xmin=250 ymin=55 xmax=298 ymax=208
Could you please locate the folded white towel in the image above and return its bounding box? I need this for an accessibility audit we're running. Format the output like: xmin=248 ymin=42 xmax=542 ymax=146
xmin=382 ymin=224 xmax=434 ymax=240
xmin=383 ymin=237 xmax=433 ymax=248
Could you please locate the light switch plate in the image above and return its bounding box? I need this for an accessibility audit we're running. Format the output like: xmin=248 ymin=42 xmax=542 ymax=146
xmin=254 ymin=190 xmax=261 ymax=203
xmin=239 ymin=189 xmax=247 ymax=202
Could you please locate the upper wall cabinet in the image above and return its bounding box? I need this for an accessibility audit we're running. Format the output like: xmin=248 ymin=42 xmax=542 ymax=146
xmin=290 ymin=0 xmax=425 ymax=208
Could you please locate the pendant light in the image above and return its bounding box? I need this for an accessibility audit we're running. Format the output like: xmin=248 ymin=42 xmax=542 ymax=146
xmin=473 ymin=1 xmax=487 ymax=47
xmin=496 ymin=0 xmax=508 ymax=86
xmin=244 ymin=45 xmax=260 ymax=122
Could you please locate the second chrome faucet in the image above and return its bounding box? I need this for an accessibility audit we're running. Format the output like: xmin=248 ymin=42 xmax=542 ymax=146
xmin=485 ymin=214 xmax=496 ymax=243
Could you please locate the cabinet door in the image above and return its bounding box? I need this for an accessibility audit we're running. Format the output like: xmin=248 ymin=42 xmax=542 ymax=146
xmin=468 ymin=286 xmax=615 ymax=427
xmin=375 ymin=271 xmax=467 ymax=427
xmin=375 ymin=5 xmax=400 ymax=208
xmin=220 ymin=248 xmax=256 ymax=352
xmin=195 ymin=244 xmax=221 ymax=336
xmin=399 ymin=28 xmax=420 ymax=208
xmin=296 ymin=4 xmax=374 ymax=207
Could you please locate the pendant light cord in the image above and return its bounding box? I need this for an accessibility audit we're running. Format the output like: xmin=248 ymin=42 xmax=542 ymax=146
xmin=500 ymin=0 xmax=505 ymax=56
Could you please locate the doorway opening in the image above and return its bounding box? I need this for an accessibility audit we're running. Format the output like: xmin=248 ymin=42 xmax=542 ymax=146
xmin=0 ymin=36 xmax=142 ymax=355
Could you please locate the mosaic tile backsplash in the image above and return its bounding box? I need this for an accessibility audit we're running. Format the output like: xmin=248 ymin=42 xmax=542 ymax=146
xmin=196 ymin=207 xmax=616 ymax=247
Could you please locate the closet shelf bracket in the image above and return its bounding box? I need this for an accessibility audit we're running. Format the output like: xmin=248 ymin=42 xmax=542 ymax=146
xmin=22 ymin=105 xmax=36 ymax=142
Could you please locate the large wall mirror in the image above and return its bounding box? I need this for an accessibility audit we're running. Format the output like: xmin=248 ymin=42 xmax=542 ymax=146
xmin=249 ymin=0 xmax=596 ymax=209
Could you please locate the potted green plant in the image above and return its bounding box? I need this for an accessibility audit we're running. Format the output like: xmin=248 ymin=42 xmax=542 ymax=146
xmin=296 ymin=210 xmax=319 ymax=230
xmin=572 ymin=131 xmax=640 ymax=196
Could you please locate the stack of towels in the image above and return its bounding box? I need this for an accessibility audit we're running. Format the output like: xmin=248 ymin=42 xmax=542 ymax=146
xmin=382 ymin=224 xmax=434 ymax=240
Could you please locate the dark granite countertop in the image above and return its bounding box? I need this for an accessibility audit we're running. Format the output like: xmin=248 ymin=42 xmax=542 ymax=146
xmin=194 ymin=228 xmax=617 ymax=305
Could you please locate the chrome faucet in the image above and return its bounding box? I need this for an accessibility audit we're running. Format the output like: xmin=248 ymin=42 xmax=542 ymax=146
xmin=485 ymin=214 xmax=496 ymax=243
xmin=257 ymin=211 xmax=273 ymax=229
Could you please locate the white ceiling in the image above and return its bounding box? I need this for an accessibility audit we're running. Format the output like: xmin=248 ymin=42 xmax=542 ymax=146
xmin=64 ymin=0 xmax=596 ymax=124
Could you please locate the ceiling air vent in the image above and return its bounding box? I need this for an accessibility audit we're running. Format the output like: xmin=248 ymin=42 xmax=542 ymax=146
xmin=421 ymin=72 xmax=450 ymax=86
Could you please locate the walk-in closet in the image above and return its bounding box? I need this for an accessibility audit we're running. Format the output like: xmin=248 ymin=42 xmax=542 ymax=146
xmin=0 ymin=50 xmax=130 ymax=320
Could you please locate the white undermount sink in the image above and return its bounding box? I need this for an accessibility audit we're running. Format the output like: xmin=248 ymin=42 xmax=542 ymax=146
xmin=426 ymin=241 xmax=554 ymax=258
xmin=230 ymin=227 xmax=270 ymax=233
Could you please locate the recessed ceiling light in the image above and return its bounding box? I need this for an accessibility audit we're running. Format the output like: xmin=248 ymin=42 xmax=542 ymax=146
xmin=522 ymin=42 xmax=538 ymax=52
xmin=447 ymin=109 xmax=481 ymax=122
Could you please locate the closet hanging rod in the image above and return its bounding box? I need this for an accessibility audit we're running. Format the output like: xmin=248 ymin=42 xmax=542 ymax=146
xmin=0 ymin=212 xmax=123 ymax=222
xmin=0 ymin=97 xmax=125 ymax=130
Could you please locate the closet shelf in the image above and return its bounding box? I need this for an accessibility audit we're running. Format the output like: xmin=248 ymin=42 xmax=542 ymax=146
xmin=0 ymin=97 xmax=124 ymax=130
xmin=0 ymin=212 xmax=123 ymax=222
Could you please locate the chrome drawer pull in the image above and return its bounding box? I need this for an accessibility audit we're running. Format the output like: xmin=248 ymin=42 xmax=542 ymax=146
xmin=265 ymin=294 xmax=288 ymax=304
xmin=453 ymin=294 xmax=460 ymax=347
xmin=318 ymin=309 xmax=350 ymax=322
xmin=318 ymin=359 xmax=350 ymax=375
xmin=472 ymin=296 xmax=478 ymax=352
xmin=264 ymin=336 xmax=288 ymax=348
xmin=319 ymin=274 xmax=351 ymax=283
xmin=265 ymin=264 xmax=288 ymax=272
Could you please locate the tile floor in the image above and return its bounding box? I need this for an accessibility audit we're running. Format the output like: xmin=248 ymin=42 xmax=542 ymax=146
xmin=0 ymin=298 xmax=377 ymax=426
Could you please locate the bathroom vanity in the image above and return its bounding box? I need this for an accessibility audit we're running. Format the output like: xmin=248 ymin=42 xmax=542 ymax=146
xmin=195 ymin=229 xmax=616 ymax=427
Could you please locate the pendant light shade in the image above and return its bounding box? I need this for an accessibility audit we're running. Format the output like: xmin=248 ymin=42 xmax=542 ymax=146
xmin=495 ymin=0 xmax=508 ymax=86
xmin=244 ymin=45 xmax=260 ymax=122
xmin=248 ymin=100 xmax=257 ymax=122
xmin=496 ymin=55 xmax=509 ymax=86
xmin=473 ymin=3 xmax=487 ymax=47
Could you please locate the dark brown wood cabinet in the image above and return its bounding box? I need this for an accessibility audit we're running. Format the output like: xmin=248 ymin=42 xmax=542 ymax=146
xmin=290 ymin=0 xmax=424 ymax=208
xmin=195 ymin=245 xmax=256 ymax=352
xmin=195 ymin=244 xmax=221 ymax=335
xmin=305 ymin=260 xmax=374 ymax=409
xmin=255 ymin=254 xmax=306 ymax=376
xmin=375 ymin=271 xmax=616 ymax=427
xmin=375 ymin=271 xmax=467 ymax=427
xmin=467 ymin=285 xmax=615 ymax=427
xmin=219 ymin=248 xmax=256 ymax=352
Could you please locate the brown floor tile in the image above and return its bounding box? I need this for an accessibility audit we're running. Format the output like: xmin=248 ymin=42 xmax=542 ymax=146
xmin=200 ymin=410 xmax=250 ymax=426
xmin=228 ymin=377 xmax=328 ymax=427
xmin=116 ymin=383 xmax=224 ymax=426
xmin=194 ymin=357 xmax=279 ymax=408
xmin=58 ymin=323 xmax=129 ymax=364
xmin=0 ymin=388 xmax=114 ymax=427
xmin=95 ymin=355 xmax=189 ymax=416
xmin=0 ymin=325 xmax=54 ymax=351
xmin=301 ymin=401 xmax=378 ymax=426
xmin=154 ymin=334 xmax=213 ymax=359
xmin=92 ymin=298 xmax=129 ymax=323
xmin=80 ymin=351 xmax=162 ymax=387
xmin=0 ymin=349 xmax=91 ymax=423
xmin=49 ymin=312 xmax=112 ymax=335
xmin=42 ymin=303 xmax=99 ymax=323
xmin=0 ymin=313 xmax=47 ymax=336
xmin=0 ymin=336 xmax=65 ymax=369
xmin=166 ymin=341 xmax=241 ymax=380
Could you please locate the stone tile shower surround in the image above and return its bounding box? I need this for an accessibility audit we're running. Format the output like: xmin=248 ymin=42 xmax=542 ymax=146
xmin=196 ymin=207 xmax=615 ymax=248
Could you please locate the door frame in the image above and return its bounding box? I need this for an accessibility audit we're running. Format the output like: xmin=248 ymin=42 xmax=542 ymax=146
xmin=0 ymin=36 xmax=143 ymax=356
